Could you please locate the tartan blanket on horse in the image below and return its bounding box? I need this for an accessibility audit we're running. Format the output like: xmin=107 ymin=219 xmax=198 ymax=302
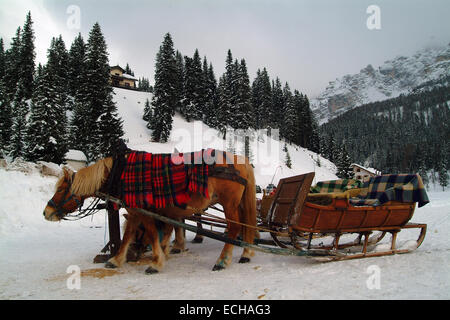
xmin=120 ymin=149 xmax=214 ymax=210
xmin=349 ymin=174 xmax=429 ymax=208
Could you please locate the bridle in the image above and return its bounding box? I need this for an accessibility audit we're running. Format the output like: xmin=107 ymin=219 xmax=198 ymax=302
xmin=46 ymin=172 xmax=85 ymax=220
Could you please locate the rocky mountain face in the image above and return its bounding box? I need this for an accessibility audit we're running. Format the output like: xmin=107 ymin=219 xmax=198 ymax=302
xmin=311 ymin=43 xmax=450 ymax=124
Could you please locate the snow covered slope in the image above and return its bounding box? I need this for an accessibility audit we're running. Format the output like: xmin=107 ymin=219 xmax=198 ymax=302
xmin=0 ymin=87 xmax=449 ymax=300
xmin=113 ymin=87 xmax=337 ymax=188
xmin=311 ymin=43 xmax=450 ymax=124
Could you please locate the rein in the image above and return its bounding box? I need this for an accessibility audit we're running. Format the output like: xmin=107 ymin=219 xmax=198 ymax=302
xmin=62 ymin=197 xmax=102 ymax=221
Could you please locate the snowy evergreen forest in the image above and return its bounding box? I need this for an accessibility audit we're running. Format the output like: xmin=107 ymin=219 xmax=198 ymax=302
xmin=1 ymin=12 xmax=446 ymax=189
xmin=0 ymin=13 xmax=124 ymax=163
xmin=320 ymin=82 xmax=450 ymax=189
xmin=0 ymin=13 xmax=320 ymax=168
xmin=143 ymin=32 xmax=320 ymax=155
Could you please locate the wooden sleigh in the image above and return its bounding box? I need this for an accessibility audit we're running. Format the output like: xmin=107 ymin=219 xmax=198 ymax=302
xmin=94 ymin=172 xmax=428 ymax=263
xmin=261 ymin=172 xmax=428 ymax=261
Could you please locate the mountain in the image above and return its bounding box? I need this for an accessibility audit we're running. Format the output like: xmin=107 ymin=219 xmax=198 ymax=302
xmin=320 ymin=83 xmax=450 ymax=177
xmin=311 ymin=43 xmax=450 ymax=124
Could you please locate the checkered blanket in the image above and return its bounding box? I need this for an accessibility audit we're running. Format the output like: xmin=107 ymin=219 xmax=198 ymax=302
xmin=349 ymin=174 xmax=429 ymax=208
xmin=310 ymin=179 xmax=363 ymax=194
xmin=119 ymin=149 xmax=214 ymax=210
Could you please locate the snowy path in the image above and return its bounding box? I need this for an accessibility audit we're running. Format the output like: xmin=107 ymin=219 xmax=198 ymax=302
xmin=0 ymin=168 xmax=449 ymax=300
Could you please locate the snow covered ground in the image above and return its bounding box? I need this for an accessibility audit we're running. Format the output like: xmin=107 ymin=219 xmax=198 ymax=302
xmin=0 ymin=88 xmax=449 ymax=300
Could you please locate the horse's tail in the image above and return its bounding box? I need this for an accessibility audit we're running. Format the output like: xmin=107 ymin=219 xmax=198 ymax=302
xmin=239 ymin=160 xmax=257 ymax=248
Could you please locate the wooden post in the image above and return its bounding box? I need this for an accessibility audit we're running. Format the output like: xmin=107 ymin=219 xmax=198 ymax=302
xmin=107 ymin=204 xmax=121 ymax=256
xmin=93 ymin=204 xmax=121 ymax=263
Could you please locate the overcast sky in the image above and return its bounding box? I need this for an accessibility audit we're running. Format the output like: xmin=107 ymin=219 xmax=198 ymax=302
xmin=1 ymin=0 xmax=449 ymax=97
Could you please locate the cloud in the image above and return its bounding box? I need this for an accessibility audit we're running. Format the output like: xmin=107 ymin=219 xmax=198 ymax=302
xmin=1 ymin=0 xmax=450 ymax=97
xmin=0 ymin=0 xmax=76 ymax=65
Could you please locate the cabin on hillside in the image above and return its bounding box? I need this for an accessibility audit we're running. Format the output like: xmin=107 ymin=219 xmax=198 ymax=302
xmin=350 ymin=163 xmax=381 ymax=182
xmin=110 ymin=65 xmax=138 ymax=90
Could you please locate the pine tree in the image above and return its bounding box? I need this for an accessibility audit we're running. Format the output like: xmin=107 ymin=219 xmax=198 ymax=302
xmin=438 ymin=162 xmax=448 ymax=191
xmin=292 ymin=90 xmax=305 ymax=146
xmin=216 ymin=49 xmax=239 ymax=137
xmin=417 ymin=153 xmax=429 ymax=188
xmin=271 ymin=77 xmax=284 ymax=131
xmin=67 ymin=33 xmax=86 ymax=97
xmin=0 ymin=81 xmax=12 ymax=152
xmin=251 ymin=67 xmax=272 ymax=129
xmin=19 ymin=11 xmax=35 ymax=100
xmin=3 ymin=27 xmax=21 ymax=101
xmin=284 ymin=143 xmax=292 ymax=169
xmin=151 ymin=33 xmax=177 ymax=142
xmin=437 ymin=145 xmax=449 ymax=191
xmin=336 ymin=144 xmax=353 ymax=179
xmin=96 ymin=93 xmax=124 ymax=157
xmin=125 ymin=63 xmax=133 ymax=75
xmin=181 ymin=56 xmax=195 ymax=121
xmin=10 ymin=79 xmax=28 ymax=159
xmin=81 ymin=23 xmax=123 ymax=160
xmin=203 ymin=62 xmax=218 ymax=129
xmin=174 ymin=50 xmax=184 ymax=113
xmin=181 ymin=49 xmax=204 ymax=122
xmin=216 ymin=74 xmax=231 ymax=138
xmin=309 ymin=116 xmax=321 ymax=154
xmin=25 ymin=65 xmax=68 ymax=163
xmin=281 ymin=82 xmax=296 ymax=143
xmin=0 ymin=38 xmax=5 ymax=82
xmin=46 ymin=36 xmax=70 ymax=119
xmin=324 ymin=135 xmax=337 ymax=163
xmin=143 ymin=98 xmax=152 ymax=126
xmin=69 ymin=96 xmax=90 ymax=153
xmin=137 ymin=77 xmax=152 ymax=92
xmin=233 ymin=59 xmax=253 ymax=130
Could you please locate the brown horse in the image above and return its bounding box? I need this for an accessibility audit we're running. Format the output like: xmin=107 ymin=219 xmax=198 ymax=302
xmin=43 ymin=151 xmax=257 ymax=274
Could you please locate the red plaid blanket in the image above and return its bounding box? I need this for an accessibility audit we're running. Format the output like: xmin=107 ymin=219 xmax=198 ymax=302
xmin=119 ymin=149 xmax=213 ymax=209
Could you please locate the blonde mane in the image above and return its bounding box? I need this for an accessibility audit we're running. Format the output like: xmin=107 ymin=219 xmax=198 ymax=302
xmin=70 ymin=157 xmax=113 ymax=196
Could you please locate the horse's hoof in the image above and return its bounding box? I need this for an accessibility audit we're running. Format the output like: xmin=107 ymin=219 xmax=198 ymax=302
xmin=239 ymin=257 xmax=251 ymax=264
xmin=170 ymin=248 xmax=182 ymax=254
xmin=105 ymin=261 xmax=117 ymax=269
xmin=212 ymin=264 xmax=225 ymax=271
xmin=145 ymin=266 xmax=159 ymax=274
xmin=192 ymin=237 xmax=203 ymax=244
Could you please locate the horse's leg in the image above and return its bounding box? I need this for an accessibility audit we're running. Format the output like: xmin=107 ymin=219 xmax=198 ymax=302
xmin=140 ymin=217 xmax=166 ymax=274
xmin=159 ymin=222 xmax=174 ymax=257
xmin=105 ymin=212 xmax=138 ymax=268
xmin=171 ymin=225 xmax=186 ymax=254
xmin=192 ymin=214 xmax=204 ymax=243
xmin=238 ymin=206 xmax=255 ymax=264
xmin=212 ymin=204 xmax=241 ymax=271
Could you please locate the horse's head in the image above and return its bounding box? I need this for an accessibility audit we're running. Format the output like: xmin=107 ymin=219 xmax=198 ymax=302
xmin=43 ymin=168 xmax=85 ymax=221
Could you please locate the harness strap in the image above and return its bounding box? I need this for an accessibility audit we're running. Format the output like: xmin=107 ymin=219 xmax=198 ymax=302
xmin=209 ymin=165 xmax=248 ymax=186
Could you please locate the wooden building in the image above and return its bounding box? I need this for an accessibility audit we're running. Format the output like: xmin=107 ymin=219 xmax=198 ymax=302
xmin=350 ymin=163 xmax=381 ymax=182
xmin=110 ymin=65 xmax=138 ymax=90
